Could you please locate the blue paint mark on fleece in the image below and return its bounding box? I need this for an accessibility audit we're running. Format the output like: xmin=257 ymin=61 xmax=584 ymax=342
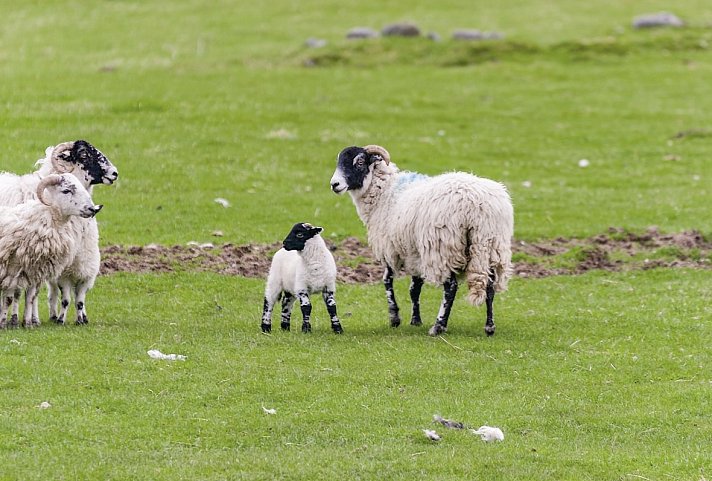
xmin=394 ymin=171 xmax=429 ymax=192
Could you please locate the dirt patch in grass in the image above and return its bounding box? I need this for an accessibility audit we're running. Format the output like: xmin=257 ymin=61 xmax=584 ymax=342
xmin=101 ymin=227 xmax=711 ymax=283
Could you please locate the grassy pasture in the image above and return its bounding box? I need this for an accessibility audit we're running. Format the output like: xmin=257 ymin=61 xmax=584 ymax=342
xmin=0 ymin=0 xmax=711 ymax=479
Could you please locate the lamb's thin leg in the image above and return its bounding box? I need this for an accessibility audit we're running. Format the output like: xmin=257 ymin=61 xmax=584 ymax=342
xmin=280 ymin=292 xmax=295 ymax=331
xmin=48 ymin=280 xmax=60 ymax=322
xmin=0 ymin=291 xmax=12 ymax=329
xmin=383 ymin=265 xmax=400 ymax=327
xmin=23 ymin=285 xmax=39 ymax=328
xmin=261 ymin=291 xmax=281 ymax=333
xmin=9 ymin=289 xmax=20 ymax=328
xmin=485 ymin=269 xmax=496 ymax=336
xmin=409 ymin=276 xmax=424 ymax=326
xmin=428 ymin=274 xmax=458 ymax=336
xmin=74 ymin=282 xmax=91 ymax=325
xmin=322 ymin=288 xmax=343 ymax=334
xmin=31 ymin=288 xmax=40 ymax=326
xmin=297 ymin=290 xmax=312 ymax=333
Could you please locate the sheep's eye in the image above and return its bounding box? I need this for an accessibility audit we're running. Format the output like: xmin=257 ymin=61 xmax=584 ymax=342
xmin=61 ymin=189 xmax=72 ymax=194
xmin=296 ymin=233 xmax=304 ymax=238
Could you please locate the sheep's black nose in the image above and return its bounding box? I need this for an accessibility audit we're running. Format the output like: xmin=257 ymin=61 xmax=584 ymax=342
xmin=330 ymin=181 xmax=341 ymax=191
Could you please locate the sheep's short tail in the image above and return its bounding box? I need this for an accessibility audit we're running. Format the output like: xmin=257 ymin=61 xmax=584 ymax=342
xmin=465 ymin=238 xmax=512 ymax=306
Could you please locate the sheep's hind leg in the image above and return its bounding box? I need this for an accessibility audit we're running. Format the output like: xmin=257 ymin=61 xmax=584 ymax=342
xmin=383 ymin=266 xmax=400 ymax=327
xmin=428 ymin=274 xmax=458 ymax=336
xmin=484 ymin=269 xmax=496 ymax=336
xmin=55 ymin=280 xmax=73 ymax=325
xmin=261 ymin=292 xmax=281 ymax=333
xmin=280 ymin=292 xmax=295 ymax=331
xmin=297 ymin=290 xmax=312 ymax=333
xmin=409 ymin=276 xmax=424 ymax=326
xmin=322 ymin=288 xmax=343 ymax=334
xmin=0 ymin=292 xmax=12 ymax=329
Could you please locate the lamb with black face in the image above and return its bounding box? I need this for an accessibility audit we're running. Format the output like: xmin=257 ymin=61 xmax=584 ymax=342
xmin=261 ymin=222 xmax=343 ymax=334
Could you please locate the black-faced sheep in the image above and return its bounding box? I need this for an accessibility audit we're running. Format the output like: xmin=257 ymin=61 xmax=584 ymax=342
xmin=261 ymin=223 xmax=343 ymax=334
xmin=329 ymin=145 xmax=513 ymax=336
xmin=0 ymin=141 xmax=118 ymax=325
xmin=0 ymin=174 xmax=102 ymax=328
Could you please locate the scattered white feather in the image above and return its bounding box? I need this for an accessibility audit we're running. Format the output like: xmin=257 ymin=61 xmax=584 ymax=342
xmin=147 ymin=349 xmax=187 ymax=361
xmin=214 ymin=197 xmax=230 ymax=208
xmin=470 ymin=426 xmax=504 ymax=442
xmin=38 ymin=401 xmax=52 ymax=409
xmin=578 ymin=159 xmax=590 ymax=168
xmin=521 ymin=180 xmax=532 ymax=188
xmin=9 ymin=339 xmax=22 ymax=345
xmin=423 ymin=429 xmax=441 ymax=441
xmin=262 ymin=406 xmax=277 ymax=415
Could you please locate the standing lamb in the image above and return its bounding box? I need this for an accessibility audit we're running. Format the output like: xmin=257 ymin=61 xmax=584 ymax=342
xmin=0 ymin=141 xmax=118 ymax=325
xmin=329 ymin=145 xmax=513 ymax=336
xmin=261 ymin=223 xmax=343 ymax=334
xmin=0 ymin=174 xmax=103 ymax=328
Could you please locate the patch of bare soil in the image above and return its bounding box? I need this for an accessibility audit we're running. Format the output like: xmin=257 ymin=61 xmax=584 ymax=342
xmin=101 ymin=227 xmax=711 ymax=283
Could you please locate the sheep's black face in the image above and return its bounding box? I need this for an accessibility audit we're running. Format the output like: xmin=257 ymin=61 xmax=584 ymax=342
xmin=283 ymin=222 xmax=323 ymax=251
xmin=67 ymin=140 xmax=119 ymax=185
xmin=330 ymin=146 xmax=373 ymax=193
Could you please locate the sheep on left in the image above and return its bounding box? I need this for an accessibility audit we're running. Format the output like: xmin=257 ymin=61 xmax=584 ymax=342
xmin=0 ymin=141 xmax=117 ymax=328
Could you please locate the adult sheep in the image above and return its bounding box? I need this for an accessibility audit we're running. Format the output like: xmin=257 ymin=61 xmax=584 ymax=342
xmin=329 ymin=145 xmax=513 ymax=336
xmin=0 ymin=174 xmax=103 ymax=328
xmin=0 ymin=140 xmax=118 ymax=325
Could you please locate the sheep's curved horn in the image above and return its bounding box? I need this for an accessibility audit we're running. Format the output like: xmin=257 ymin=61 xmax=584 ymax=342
xmin=50 ymin=142 xmax=75 ymax=173
xmin=363 ymin=145 xmax=390 ymax=165
xmin=36 ymin=175 xmax=63 ymax=206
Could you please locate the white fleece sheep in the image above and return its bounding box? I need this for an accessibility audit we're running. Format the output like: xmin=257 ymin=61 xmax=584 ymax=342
xmin=330 ymin=145 xmax=513 ymax=336
xmin=0 ymin=174 xmax=103 ymax=328
xmin=0 ymin=141 xmax=118 ymax=325
xmin=261 ymin=223 xmax=343 ymax=334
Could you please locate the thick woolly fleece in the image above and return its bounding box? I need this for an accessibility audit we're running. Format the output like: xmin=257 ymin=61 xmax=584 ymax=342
xmin=349 ymin=162 xmax=513 ymax=305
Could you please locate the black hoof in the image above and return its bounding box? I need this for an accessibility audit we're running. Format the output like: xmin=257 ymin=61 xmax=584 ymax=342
xmin=301 ymin=322 xmax=312 ymax=333
xmin=9 ymin=314 xmax=19 ymax=328
xmin=32 ymin=318 xmax=41 ymax=327
xmin=410 ymin=317 xmax=422 ymax=326
xmin=390 ymin=317 xmax=401 ymax=328
xmin=428 ymin=323 xmax=447 ymax=336
xmin=50 ymin=315 xmax=64 ymax=325
xmin=261 ymin=322 xmax=272 ymax=333
xmin=280 ymin=322 xmax=290 ymax=331
xmin=485 ymin=325 xmax=496 ymax=336
xmin=332 ymin=323 xmax=343 ymax=334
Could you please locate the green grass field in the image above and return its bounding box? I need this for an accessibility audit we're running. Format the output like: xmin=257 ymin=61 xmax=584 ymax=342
xmin=0 ymin=0 xmax=711 ymax=479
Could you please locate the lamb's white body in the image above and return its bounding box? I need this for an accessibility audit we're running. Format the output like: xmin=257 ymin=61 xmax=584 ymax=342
xmin=261 ymin=227 xmax=343 ymax=334
xmin=358 ymin=166 xmax=513 ymax=303
xmin=0 ymin=174 xmax=101 ymax=328
xmin=0 ymin=143 xmax=117 ymax=325
xmin=330 ymin=145 xmax=513 ymax=336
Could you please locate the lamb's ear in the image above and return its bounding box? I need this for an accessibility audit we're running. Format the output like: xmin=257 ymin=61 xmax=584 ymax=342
xmin=363 ymin=145 xmax=390 ymax=165
xmin=313 ymin=226 xmax=324 ymax=234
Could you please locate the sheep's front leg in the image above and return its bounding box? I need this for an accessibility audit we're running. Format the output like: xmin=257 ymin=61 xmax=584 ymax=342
xmin=74 ymin=282 xmax=91 ymax=325
xmin=23 ymin=285 xmax=39 ymax=329
xmin=409 ymin=276 xmax=424 ymax=326
xmin=9 ymin=289 xmax=21 ymax=328
xmin=280 ymin=292 xmax=295 ymax=331
xmin=296 ymin=290 xmax=312 ymax=333
xmin=47 ymin=280 xmax=60 ymax=322
xmin=261 ymin=292 xmax=281 ymax=333
xmin=55 ymin=280 xmax=73 ymax=325
xmin=428 ymin=274 xmax=458 ymax=336
xmin=322 ymin=288 xmax=343 ymax=334
xmin=383 ymin=266 xmax=400 ymax=327
xmin=485 ymin=270 xmax=496 ymax=336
